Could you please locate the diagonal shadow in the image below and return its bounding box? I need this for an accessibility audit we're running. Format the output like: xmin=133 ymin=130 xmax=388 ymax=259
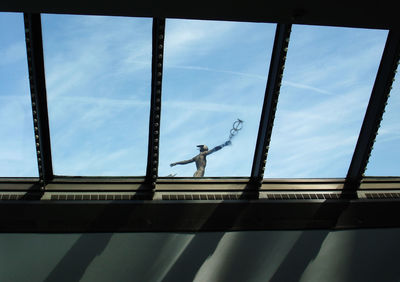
xmin=269 ymin=229 xmax=329 ymax=282
xmin=209 ymin=230 xmax=292 ymax=282
xmin=269 ymin=198 xmax=351 ymax=282
xmin=44 ymin=232 xmax=113 ymax=282
xmin=44 ymin=185 xmax=152 ymax=282
xmin=160 ymin=232 xmax=226 ymax=282
xmin=20 ymin=182 xmax=45 ymax=200
xmin=161 ymin=190 xmax=256 ymax=282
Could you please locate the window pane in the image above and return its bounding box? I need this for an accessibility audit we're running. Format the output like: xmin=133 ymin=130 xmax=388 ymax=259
xmin=0 ymin=13 xmax=38 ymax=177
xmin=159 ymin=19 xmax=275 ymax=177
xmin=365 ymin=71 xmax=400 ymax=176
xmin=264 ymin=25 xmax=388 ymax=178
xmin=42 ymin=14 xmax=152 ymax=176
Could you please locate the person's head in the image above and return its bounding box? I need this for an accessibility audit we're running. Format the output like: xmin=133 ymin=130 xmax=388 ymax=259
xmin=197 ymin=145 xmax=208 ymax=152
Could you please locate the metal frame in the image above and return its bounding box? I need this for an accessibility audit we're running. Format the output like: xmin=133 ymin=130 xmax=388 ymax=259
xmin=251 ymin=23 xmax=291 ymax=189
xmin=23 ymin=13 xmax=54 ymax=188
xmin=145 ymin=18 xmax=165 ymax=189
xmin=345 ymin=30 xmax=400 ymax=192
xmin=1 ymin=2 xmax=398 ymax=29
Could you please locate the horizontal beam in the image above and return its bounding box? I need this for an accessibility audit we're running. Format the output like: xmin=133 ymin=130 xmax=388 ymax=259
xmin=1 ymin=177 xmax=399 ymax=191
xmin=1 ymin=198 xmax=400 ymax=232
xmin=2 ymin=177 xmax=400 ymax=191
xmin=1 ymin=1 xmax=398 ymax=29
xmin=0 ymin=177 xmax=349 ymax=191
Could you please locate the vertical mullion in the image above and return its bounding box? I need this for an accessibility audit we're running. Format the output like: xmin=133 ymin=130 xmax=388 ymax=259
xmin=250 ymin=23 xmax=292 ymax=189
xmin=146 ymin=18 xmax=165 ymax=188
xmin=345 ymin=29 xmax=400 ymax=191
xmin=24 ymin=13 xmax=53 ymax=188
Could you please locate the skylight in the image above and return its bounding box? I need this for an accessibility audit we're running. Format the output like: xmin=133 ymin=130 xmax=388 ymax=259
xmin=41 ymin=14 xmax=152 ymax=176
xmin=0 ymin=12 xmax=38 ymax=177
xmin=1 ymin=11 xmax=398 ymax=188
xmin=159 ymin=19 xmax=276 ymax=177
xmin=264 ymin=25 xmax=388 ymax=178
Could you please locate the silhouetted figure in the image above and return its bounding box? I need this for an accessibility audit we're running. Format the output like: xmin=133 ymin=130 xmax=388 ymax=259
xmin=170 ymin=141 xmax=231 ymax=177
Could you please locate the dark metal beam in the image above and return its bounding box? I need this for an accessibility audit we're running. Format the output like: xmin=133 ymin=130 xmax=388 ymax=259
xmin=1 ymin=1 xmax=398 ymax=30
xmin=2 ymin=197 xmax=400 ymax=232
xmin=345 ymin=30 xmax=400 ymax=191
xmin=146 ymin=18 xmax=165 ymax=189
xmin=251 ymin=23 xmax=292 ymax=189
xmin=24 ymin=13 xmax=53 ymax=188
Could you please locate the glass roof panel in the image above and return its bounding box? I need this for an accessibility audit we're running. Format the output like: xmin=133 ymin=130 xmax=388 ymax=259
xmin=159 ymin=19 xmax=275 ymax=177
xmin=365 ymin=70 xmax=400 ymax=176
xmin=42 ymin=14 xmax=152 ymax=176
xmin=264 ymin=25 xmax=388 ymax=178
xmin=0 ymin=12 xmax=38 ymax=177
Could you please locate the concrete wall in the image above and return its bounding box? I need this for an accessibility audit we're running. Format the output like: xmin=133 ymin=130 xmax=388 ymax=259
xmin=1 ymin=229 xmax=399 ymax=282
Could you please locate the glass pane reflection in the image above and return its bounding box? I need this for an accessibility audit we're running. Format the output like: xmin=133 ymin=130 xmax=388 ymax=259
xmin=160 ymin=19 xmax=275 ymax=177
xmin=264 ymin=25 xmax=388 ymax=178
xmin=0 ymin=13 xmax=38 ymax=177
xmin=42 ymin=14 xmax=152 ymax=176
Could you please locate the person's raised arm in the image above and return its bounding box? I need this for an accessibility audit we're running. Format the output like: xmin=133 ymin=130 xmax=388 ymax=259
xmin=206 ymin=140 xmax=231 ymax=155
xmin=170 ymin=157 xmax=195 ymax=167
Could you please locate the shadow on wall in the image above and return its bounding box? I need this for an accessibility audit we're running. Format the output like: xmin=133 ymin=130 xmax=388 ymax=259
xmin=2 ymin=228 xmax=400 ymax=281
xmin=48 ymin=230 xmax=400 ymax=282
xmin=161 ymin=228 xmax=400 ymax=282
xmin=44 ymin=233 xmax=113 ymax=282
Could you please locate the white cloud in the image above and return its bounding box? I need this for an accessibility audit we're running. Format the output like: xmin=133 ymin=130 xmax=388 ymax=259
xmin=165 ymin=65 xmax=266 ymax=80
xmin=164 ymin=19 xmax=237 ymax=64
xmin=283 ymin=80 xmax=333 ymax=95
xmin=0 ymin=41 xmax=26 ymax=66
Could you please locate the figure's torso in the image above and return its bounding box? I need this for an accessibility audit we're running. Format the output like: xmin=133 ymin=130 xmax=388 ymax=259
xmin=194 ymin=152 xmax=207 ymax=170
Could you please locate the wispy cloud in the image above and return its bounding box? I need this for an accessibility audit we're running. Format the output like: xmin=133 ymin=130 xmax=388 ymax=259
xmin=38 ymin=15 xmax=153 ymax=175
xmin=165 ymin=64 xmax=337 ymax=97
xmin=166 ymin=65 xmax=266 ymax=80
xmin=0 ymin=41 xmax=26 ymax=66
xmin=163 ymin=100 xmax=257 ymax=113
xmin=0 ymin=13 xmax=37 ymax=177
xmin=263 ymin=26 xmax=388 ymax=178
xmin=265 ymin=89 xmax=367 ymax=177
xmin=283 ymin=80 xmax=333 ymax=95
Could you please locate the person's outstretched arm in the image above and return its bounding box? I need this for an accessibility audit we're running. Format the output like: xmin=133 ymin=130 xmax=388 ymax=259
xmin=170 ymin=157 xmax=195 ymax=167
xmin=206 ymin=140 xmax=231 ymax=155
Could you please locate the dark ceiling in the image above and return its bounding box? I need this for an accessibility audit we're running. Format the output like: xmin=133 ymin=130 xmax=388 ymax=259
xmin=0 ymin=0 xmax=398 ymax=29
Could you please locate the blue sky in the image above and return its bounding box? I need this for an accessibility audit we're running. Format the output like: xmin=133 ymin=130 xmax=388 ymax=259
xmin=0 ymin=12 xmax=395 ymax=178
xmin=0 ymin=13 xmax=37 ymax=176
xmin=41 ymin=14 xmax=152 ymax=176
xmin=266 ymin=25 xmax=388 ymax=177
xmin=160 ymin=19 xmax=275 ymax=177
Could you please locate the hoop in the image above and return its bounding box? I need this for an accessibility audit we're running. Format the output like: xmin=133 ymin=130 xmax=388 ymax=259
xmin=229 ymin=118 xmax=244 ymax=140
